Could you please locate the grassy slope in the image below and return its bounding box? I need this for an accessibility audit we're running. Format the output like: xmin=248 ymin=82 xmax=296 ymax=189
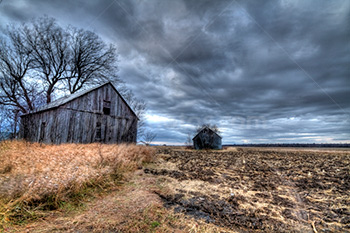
xmin=0 ymin=141 xmax=154 ymax=230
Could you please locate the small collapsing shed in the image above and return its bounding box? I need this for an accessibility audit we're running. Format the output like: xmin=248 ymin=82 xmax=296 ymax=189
xmin=192 ymin=127 xmax=222 ymax=150
xmin=19 ymin=82 xmax=138 ymax=144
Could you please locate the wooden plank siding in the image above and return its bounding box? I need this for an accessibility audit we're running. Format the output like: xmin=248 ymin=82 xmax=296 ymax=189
xmin=192 ymin=127 xmax=222 ymax=150
xmin=19 ymin=83 xmax=138 ymax=144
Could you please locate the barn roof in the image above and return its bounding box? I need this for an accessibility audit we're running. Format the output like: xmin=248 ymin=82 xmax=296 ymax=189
xmin=21 ymin=82 xmax=138 ymax=118
xmin=192 ymin=126 xmax=222 ymax=140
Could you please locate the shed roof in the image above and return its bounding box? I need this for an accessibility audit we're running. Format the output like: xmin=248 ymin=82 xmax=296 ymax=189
xmin=192 ymin=126 xmax=222 ymax=140
xmin=21 ymin=82 xmax=138 ymax=118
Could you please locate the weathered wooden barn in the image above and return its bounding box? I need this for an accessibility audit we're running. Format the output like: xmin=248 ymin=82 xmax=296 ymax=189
xmin=192 ymin=127 xmax=222 ymax=150
xmin=19 ymin=82 xmax=138 ymax=144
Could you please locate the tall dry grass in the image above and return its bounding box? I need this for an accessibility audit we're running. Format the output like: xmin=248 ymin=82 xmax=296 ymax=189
xmin=0 ymin=140 xmax=155 ymax=224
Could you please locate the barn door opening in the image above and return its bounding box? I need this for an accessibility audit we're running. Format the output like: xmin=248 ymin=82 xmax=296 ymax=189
xmin=96 ymin=121 xmax=102 ymax=142
xmin=39 ymin=122 xmax=46 ymax=142
xmin=102 ymin=115 xmax=107 ymax=143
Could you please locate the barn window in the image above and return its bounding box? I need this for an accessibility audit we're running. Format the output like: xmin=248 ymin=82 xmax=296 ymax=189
xmin=103 ymin=100 xmax=111 ymax=115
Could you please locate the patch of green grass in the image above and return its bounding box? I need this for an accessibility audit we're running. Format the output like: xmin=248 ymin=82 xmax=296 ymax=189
xmin=151 ymin=220 xmax=161 ymax=228
xmin=59 ymin=201 xmax=86 ymax=213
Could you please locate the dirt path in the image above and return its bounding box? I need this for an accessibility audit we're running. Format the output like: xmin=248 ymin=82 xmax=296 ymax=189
xmin=8 ymin=171 xmax=164 ymax=232
xmin=7 ymin=169 xmax=230 ymax=233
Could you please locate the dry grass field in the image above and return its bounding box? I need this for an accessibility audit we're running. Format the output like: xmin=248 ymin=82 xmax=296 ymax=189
xmin=0 ymin=140 xmax=155 ymax=230
xmin=1 ymin=143 xmax=349 ymax=232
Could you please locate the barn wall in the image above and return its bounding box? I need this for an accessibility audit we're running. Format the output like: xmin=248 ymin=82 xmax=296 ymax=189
xmin=20 ymin=83 xmax=137 ymax=144
xmin=19 ymin=108 xmax=64 ymax=143
xmin=62 ymin=83 xmax=134 ymax=117
xmin=193 ymin=130 xmax=222 ymax=150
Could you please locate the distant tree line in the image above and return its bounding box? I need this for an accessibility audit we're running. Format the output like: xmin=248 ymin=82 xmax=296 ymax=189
xmin=226 ymin=143 xmax=350 ymax=148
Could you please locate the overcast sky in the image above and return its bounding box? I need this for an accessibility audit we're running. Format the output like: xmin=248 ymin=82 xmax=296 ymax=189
xmin=1 ymin=0 xmax=349 ymax=144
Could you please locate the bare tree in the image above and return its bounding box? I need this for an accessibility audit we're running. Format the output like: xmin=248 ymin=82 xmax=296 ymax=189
xmin=0 ymin=105 xmax=11 ymax=140
xmin=0 ymin=30 xmax=38 ymax=113
xmin=9 ymin=109 xmax=20 ymax=139
xmin=117 ymin=83 xmax=146 ymax=140
xmin=185 ymin=132 xmax=193 ymax=147
xmin=141 ymin=131 xmax=157 ymax=146
xmin=22 ymin=16 xmax=70 ymax=103
xmin=67 ymin=28 xmax=119 ymax=94
xmin=0 ymin=16 xmax=121 ymax=109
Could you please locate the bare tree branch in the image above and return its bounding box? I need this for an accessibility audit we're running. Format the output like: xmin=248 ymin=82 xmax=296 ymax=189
xmin=22 ymin=16 xmax=70 ymax=103
xmin=140 ymin=131 xmax=157 ymax=146
xmin=66 ymin=28 xmax=120 ymax=94
xmin=0 ymin=33 xmax=35 ymax=113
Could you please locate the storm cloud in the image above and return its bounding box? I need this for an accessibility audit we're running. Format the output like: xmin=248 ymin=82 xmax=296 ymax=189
xmin=1 ymin=0 xmax=349 ymax=144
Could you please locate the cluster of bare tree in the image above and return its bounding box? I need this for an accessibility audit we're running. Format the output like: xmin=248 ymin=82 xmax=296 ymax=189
xmin=0 ymin=16 xmax=147 ymax=140
xmin=0 ymin=16 xmax=120 ymax=112
xmin=195 ymin=124 xmax=220 ymax=134
xmin=0 ymin=105 xmax=14 ymax=139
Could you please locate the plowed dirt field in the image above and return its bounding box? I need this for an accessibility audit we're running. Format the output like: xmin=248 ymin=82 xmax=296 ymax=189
xmin=146 ymin=147 xmax=350 ymax=232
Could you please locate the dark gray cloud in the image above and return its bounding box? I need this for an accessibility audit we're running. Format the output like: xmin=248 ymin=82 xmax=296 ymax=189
xmin=1 ymin=0 xmax=349 ymax=144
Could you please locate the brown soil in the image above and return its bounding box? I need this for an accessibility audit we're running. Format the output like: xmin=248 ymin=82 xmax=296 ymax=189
xmin=148 ymin=147 xmax=350 ymax=232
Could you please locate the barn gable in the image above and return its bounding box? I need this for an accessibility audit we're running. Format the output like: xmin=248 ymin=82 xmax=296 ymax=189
xmin=20 ymin=82 xmax=138 ymax=144
xmin=192 ymin=127 xmax=222 ymax=150
xmin=24 ymin=82 xmax=138 ymax=118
